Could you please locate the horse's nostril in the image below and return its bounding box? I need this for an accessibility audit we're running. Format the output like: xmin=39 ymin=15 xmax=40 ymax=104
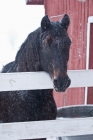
xmin=67 ymin=77 xmax=71 ymax=87
xmin=54 ymin=78 xmax=60 ymax=87
xmin=63 ymin=76 xmax=71 ymax=88
xmin=54 ymin=78 xmax=60 ymax=91
xmin=54 ymin=78 xmax=58 ymax=85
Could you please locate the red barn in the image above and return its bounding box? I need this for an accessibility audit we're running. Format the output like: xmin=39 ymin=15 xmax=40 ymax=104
xmin=26 ymin=0 xmax=93 ymax=107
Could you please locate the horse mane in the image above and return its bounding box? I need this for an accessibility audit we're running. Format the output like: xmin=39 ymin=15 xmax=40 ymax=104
xmin=2 ymin=28 xmax=42 ymax=73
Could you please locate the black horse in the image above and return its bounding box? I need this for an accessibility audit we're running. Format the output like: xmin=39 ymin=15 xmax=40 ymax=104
xmin=0 ymin=14 xmax=71 ymax=140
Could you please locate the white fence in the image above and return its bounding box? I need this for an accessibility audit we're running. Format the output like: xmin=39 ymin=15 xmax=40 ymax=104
xmin=0 ymin=70 xmax=93 ymax=139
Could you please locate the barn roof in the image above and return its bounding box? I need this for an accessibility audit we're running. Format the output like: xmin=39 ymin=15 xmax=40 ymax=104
xmin=26 ymin=0 xmax=44 ymax=5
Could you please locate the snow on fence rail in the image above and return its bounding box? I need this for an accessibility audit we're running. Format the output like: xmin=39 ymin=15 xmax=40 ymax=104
xmin=0 ymin=70 xmax=93 ymax=139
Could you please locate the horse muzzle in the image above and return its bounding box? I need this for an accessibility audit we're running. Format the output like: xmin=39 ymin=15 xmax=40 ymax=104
xmin=53 ymin=76 xmax=71 ymax=92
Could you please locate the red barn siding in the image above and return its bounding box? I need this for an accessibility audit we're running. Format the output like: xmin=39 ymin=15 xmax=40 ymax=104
xmin=87 ymin=23 xmax=93 ymax=104
xmin=44 ymin=0 xmax=93 ymax=107
xmin=87 ymin=0 xmax=93 ymax=103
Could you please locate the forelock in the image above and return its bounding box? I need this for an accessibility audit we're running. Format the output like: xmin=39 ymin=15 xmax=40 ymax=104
xmin=49 ymin=21 xmax=63 ymax=36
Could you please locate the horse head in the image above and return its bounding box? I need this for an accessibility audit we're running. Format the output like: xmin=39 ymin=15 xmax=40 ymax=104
xmin=39 ymin=14 xmax=71 ymax=92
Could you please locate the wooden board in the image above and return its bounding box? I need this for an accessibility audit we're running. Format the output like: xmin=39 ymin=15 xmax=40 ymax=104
xmin=0 ymin=70 xmax=93 ymax=91
xmin=0 ymin=117 xmax=93 ymax=139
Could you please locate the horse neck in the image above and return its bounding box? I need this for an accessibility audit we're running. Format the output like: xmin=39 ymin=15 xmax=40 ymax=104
xmin=14 ymin=28 xmax=41 ymax=72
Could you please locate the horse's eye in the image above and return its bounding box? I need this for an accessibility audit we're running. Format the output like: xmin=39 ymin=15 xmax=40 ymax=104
xmin=48 ymin=37 xmax=53 ymax=46
xmin=45 ymin=36 xmax=53 ymax=46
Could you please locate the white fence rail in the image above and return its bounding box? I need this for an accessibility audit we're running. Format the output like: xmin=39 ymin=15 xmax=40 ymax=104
xmin=1 ymin=117 xmax=93 ymax=140
xmin=0 ymin=70 xmax=93 ymax=91
xmin=0 ymin=70 xmax=93 ymax=139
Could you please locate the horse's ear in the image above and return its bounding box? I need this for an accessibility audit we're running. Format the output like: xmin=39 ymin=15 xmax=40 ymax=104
xmin=41 ymin=15 xmax=50 ymax=31
xmin=61 ymin=14 xmax=70 ymax=30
